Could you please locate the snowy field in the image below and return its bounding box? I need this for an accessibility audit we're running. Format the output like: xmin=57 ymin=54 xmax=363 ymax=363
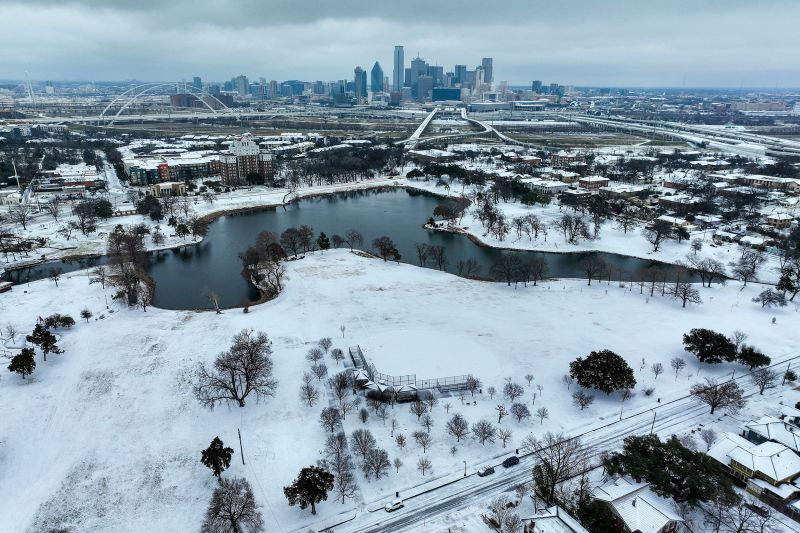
xmin=1 ymin=249 xmax=798 ymax=532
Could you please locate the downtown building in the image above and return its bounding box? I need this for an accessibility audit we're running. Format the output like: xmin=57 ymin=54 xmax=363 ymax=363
xmin=219 ymin=134 xmax=275 ymax=186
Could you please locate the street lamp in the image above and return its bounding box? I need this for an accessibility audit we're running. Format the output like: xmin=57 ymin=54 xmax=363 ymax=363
xmin=463 ymin=461 xmax=466 ymax=477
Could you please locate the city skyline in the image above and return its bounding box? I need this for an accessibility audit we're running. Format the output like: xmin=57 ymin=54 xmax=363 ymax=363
xmin=1 ymin=0 xmax=799 ymax=87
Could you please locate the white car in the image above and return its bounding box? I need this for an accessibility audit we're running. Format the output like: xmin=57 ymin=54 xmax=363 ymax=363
xmin=385 ymin=499 xmax=404 ymax=512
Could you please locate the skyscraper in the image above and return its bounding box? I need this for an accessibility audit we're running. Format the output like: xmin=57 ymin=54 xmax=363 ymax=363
xmin=531 ymin=80 xmax=543 ymax=93
xmin=370 ymin=62 xmax=384 ymax=93
xmin=481 ymin=58 xmax=493 ymax=84
xmin=354 ymin=66 xmax=365 ymax=104
xmin=192 ymin=76 xmax=202 ymax=91
xmin=454 ymin=64 xmax=467 ymax=85
xmin=393 ymin=45 xmax=404 ymax=91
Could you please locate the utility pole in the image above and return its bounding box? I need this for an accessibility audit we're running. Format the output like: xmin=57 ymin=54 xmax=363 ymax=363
xmin=650 ymin=411 xmax=656 ymax=435
xmin=238 ymin=428 xmax=245 ymax=465
xmin=783 ymin=363 xmax=791 ymax=386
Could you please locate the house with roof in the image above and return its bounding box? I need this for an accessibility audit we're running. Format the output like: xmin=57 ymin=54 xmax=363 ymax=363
xmin=592 ymin=476 xmax=683 ymax=533
xmin=523 ymin=506 xmax=588 ymax=533
xmin=744 ymin=416 xmax=800 ymax=453
xmin=708 ymin=432 xmax=800 ymax=505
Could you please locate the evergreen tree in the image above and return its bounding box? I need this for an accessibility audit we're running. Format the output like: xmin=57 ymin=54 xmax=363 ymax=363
xmin=201 ymin=437 xmax=234 ymax=479
xmin=26 ymin=324 xmax=62 ymax=362
xmin=316 ymin=232 xmax=330 ymax=253
xmin=605 ymin=434 xmax=734 ymax=507
xmin=283 ymin=465 xmax=334 ymax=515
xmin=569 ymin=349 xmax=636 ymax=394
xmin=682 ymin=328 xmax=736 ymax=364
xmin=737 ymin=345 xmax=770 ymax=370
xmin=8 ymin=347 xmax=36 ymax=379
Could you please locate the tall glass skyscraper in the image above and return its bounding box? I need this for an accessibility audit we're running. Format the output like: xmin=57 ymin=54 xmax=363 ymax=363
xmin=481 ymin=57 xmax=493 ymax=84
xmin=371 ymin=62 xmax=384 ymax=93
xmin=393 ymin=45 xmax=404 ymax=91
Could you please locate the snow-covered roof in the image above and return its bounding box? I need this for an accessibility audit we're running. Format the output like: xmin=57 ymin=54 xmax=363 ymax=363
xmin=744 ymin=416 xmax=800 ymax=453
xmin=526 ymin=505 xmax=589 ymax=533
xmin=592 ymin=477 xmax=683 ymax=533
xmin=748 ymin=478 xmax=798 ymax=500
xmin=710 ymin=431 xmax=800 ymax=481
xmin=579 ymin=176 xmax=609 ymax=182
xmin=767 ymin=213 xmax=793 ymax=221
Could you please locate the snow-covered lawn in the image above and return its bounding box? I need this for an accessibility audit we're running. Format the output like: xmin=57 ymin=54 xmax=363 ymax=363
xmin=1 ymin=250 xmax=798 ymax=532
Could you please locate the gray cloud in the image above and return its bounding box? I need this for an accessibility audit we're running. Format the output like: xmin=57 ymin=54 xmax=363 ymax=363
xmin=1 ymin=0 xmax=798 ymax=86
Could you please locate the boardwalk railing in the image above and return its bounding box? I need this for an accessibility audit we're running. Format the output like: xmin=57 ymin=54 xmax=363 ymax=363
xmin=349 ymin=345 xmax=472 ymax=393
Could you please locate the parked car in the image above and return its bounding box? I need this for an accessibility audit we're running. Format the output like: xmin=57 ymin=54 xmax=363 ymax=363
xmin=477 ymin=466 xmax=495 ymax=477
xmin=502 ymin=456 xmax=520 ymax=468
xmin=385 ymin=499 xmax=404 ymax=512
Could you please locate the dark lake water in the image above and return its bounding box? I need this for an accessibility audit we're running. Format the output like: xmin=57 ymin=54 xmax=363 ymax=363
xmin=4 ymin=188 xmax=682 ymax=310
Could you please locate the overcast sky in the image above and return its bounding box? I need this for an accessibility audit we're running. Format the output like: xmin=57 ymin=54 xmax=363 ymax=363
xmin=1 ymin=0 xmax=798 ymax=87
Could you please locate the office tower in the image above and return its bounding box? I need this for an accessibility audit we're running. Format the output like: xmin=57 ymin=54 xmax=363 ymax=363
xmin=192 ymin=76 xmax=202 ymax=91
xmin=207 ymin=84 xmax=220 ymax=96
xmin=427 ymin=65 xmax=444 ymax=86
xmin=475 ymin=66 xmax=485 ymax=87
xmin=531 ymin=80 xmax=543 ymax=93
xmin=417 ymin=75 xmax=433 ymax=101
xmin=268 ymin=80 xmax=278 ymax=98
xmin=408 ymin=56 xmax=428 ymax=97
xmin=454 ymin=64 xmax=467 ymax=85
xmin=235 ymin=75 xmax=249 ymax=95
xmin=370 ymin=61 xmax=384 ymax=93
xmin=354 ymin=66 xmax=365 ymax=104
xmin=481 ymin=58 xmax=493 ymax=83
xmin=393 ymin=45 xmax=404 ymax=91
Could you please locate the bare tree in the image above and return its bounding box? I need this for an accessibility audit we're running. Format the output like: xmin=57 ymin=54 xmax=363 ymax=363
xmin=362 ymin=448 xmax=390 ymax=480
xmin=424 ymin=396 xmax=438 ymax=412
xmin=8 ymin=203 xmax=33 ymax=230
xmin=466 ymin=375 xmax=482 ymax=396
xmin=311 ymin=363 xmax=328 ymax=382
xmin=318 ymin=337 xmax=333 ymax=354
xmin=498 ymin=428 xmax=513 ymax=448
xmin=319 ymin=407 xmax=341 ymax=434
xmin=3 ymin=323 xmax=18 ymax=344
xmin=48 ymin=267 xmax=62 ymax=287
xmin=330 ymin=348 xmax=344 ymax=365
xmin=504 ymin=382 xmax=524 ymax=402
xmin=351 ymin=429 xmax=376 ymax=461
xmin=503 ymin=514 xmax=523 ymax=533
xmin=409 ymin=400 xmax=428 ymax=420
xmin=420 ymin=414 xmax=434 ymax=433
xmin=699 ymin=428 xmax=717 ymax=451
xmin=194 ymin=329 xmax=278 ymax=409
xmin=562 ymin=375 xmax=574 ymax=390
xmin=306 ymin=347 xmax=324 ymax=363
xmin=572 ymin=391 xmax=594 ymax=410
xmin=89 ymin=266 xmax=108 ymax=289
xmin=393 ymin=458 xmax=402 ymax=473
xmin=471 ymin=419 xmax=497 ymax=445
xmin=429 ymin=245 xmax=448 ymax=271
xmin=344 ymin=229 xmax=363 ymax=251
xmin=390 ymin=418 xmax=399 ymax=437
xmin=395 ymin=433 xmax=406 ymax=449
xmin=414 ymin=243 xmax=429 ymax=267
xmin=328 ymin=372 xmax=351 ymax=408
xmin=446 ymin=413 xmax=469 ymax=442
xmin=731 ymin=330 xmax=748 ymax=352
xmin=417 ymin=456 xmax=432 ymax=476
xmin=751 ymin=368 xmax=778 ymax=395
xmin=299 ymin=373 xmax=320 ymax=407
xmin=690 ymin=378 xmax=745 ymax=414
xmin=487 ymin=386 xmax=496 ymax=399
xmin=731 ymin=249 xmax=766 ymax=286
xmin=670 ymin=357 xmax=686 ymax=380
xmin=489 ymin=496 xmax=515 ymax=530
xmin=651 ymin=362 xmax=664 ymax=380
xmin=510 ymin=403 xmax=531 ymax=423
xmin=44 ymin=197 xmax=62 ymax=221
xmin=718 ymin=500 xmax=780 ymax=533
xmin=525 ymin=374 xmax=534 ymax=386
xmin=496 ymin=403 xmax=508 ymax=423
xmin=535 ymin=407 xmax=550 ymax=424
xmin=579 ymin=255 xmax=608 ymax=286
xmin=521 ymin=432 xmax=588 ymax=505
xmin=413 ymin=431 xmax=432 ymax=452
xmin=671 ymin=281 xmax=702 ymax=308
xmin=201 ymin=477 xmax=263 ymax=533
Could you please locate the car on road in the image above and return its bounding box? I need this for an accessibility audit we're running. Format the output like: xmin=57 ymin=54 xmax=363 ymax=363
xmin=385 ymin=499 xmax=404 ymax=512
xmin=477 ymin=466 xmax=495 ymax=477
xmin=502 ymin=456 xmax=520 ymax=468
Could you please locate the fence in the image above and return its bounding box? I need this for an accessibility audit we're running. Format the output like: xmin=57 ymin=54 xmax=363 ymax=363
xmin=349 ymin=344 xmax=473 ymax=393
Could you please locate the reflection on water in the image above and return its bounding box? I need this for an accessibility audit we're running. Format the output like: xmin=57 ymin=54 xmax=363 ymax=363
xmin=4 ymin=189 xmax=683 ymax=310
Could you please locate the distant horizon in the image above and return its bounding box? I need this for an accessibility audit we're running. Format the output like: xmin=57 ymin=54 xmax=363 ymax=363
xmin=2 ymin=79 xmax=800 ymax=93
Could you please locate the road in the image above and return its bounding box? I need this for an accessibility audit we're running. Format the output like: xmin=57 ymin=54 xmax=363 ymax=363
xmin=315 ymin=354 xmax=800 ymax=533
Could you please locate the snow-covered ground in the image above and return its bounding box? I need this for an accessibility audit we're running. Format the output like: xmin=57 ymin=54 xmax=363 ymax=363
xmin=1 ymin=250 xmax=798 ymax=532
